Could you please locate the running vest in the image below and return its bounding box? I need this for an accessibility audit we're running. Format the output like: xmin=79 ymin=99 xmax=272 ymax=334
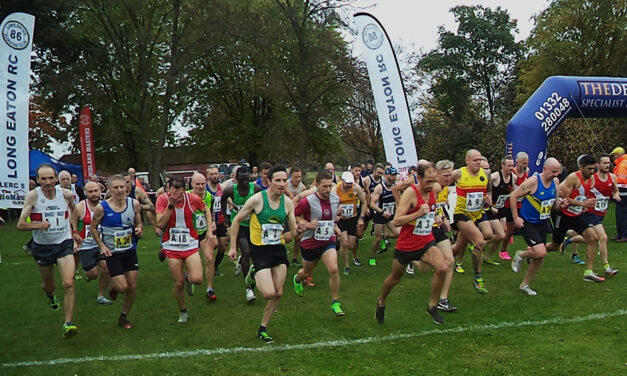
xmin=161 ymin=192 xmax=200 ymax=252
xmin=434 ymin=185 xmax=449 ymax=226
xmin=249 ymin=191 xmax=287 ymax=246
xmin=396 ymin=185 xmax=436 ymax=251
xmin=589 ymin=172 xmax=613 ymax=216
xmin=493 ymin=171 xmax=513 ymax=209
xmin=70 ymin=184 xmax=80 ymax=203
xmin=454 ymin=167 xmax=488 ymax=221
xmin=231 ymin=182 xmax=255 ymax=227
xmin=78 ymin=202 xmax=100 ymax=250
xmin=561 ymin=171 xmax=591 ymax=217
xmin=255 ymin=177 xmax=269 ymax=191
xmin=299 ymin=192 xmax=340 ymax=244
xmin=520 ymin=175 xmax=556 ymax=224
xmin=101 ymin=197 xmax=138 ymax=253
xmin=128 ymin=184 xmax=136 ymax=199
xmin=287 ymin=180 xmax=305 ymax=196
xmin=30 ymin=186 xmax=71 ymax=245
xmin=512 ymin=170 xmax=528 ymax=208
xmin=368 ymin=174 xmax=381 ymax=193
xmin=337 ymin=183 xmax=359 ymax=218
xmin=186 ymin=189 xmax=212 ymax=235
xmin=378 ymin=180 xmax=396 ymax=215
xmin=207 ymin=183 xmax=224 ymax=224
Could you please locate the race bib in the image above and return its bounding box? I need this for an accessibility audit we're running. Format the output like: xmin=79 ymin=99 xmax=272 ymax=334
xmin=212 ymin=197 xmax=221 ymax=212
xmin=314 ymin=220 xmax=334 ymax=241
xmin=340 ymin=204 xmax=354 ymax=218
xmin=195 ymin=213 xmax=207 ymax=232
xmin=465 ymin=192 xmax=484 ymax=212
xmin=169 ymin=228 xmax=191 ymax=247
xmin=539 ymin=199 xmax=555 ymax=220
xmin=261 ymin=223 xmax=283 ymax=245
xmin=44 ymin=210 xmax=67 ymax=233
xmin=594 ymin=197 xmax=609 ymax=212
xmin=84 ymin=224 xmax=93 ymax=242
xmin=413 ymin=212 xmax=435 ymax=236
xmin=566 ymin=195 xmax=586 ymax=215
xmin=494 ymin=194 xmax=509 ymax=209
xmin=113 ymin=228 xmax=133 ymax=251
xmin=382 ymin=202 xmax=395 ymax=214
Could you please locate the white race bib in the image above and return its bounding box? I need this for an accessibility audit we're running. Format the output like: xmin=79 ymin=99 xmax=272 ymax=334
xmin=169 ymin=228 xmax=191 ymax=247
xmin=339 ymin=204 xmax=354 ymax=218
xmin=84 ymin=224 xmax=93 ymax=242
xmin=465 ymin=192 xmax=484 ymax=212
xmin=413 ymin=212 xmax=435 ymax=236
xmin=539 ymin=199 xmax=555 ymax=220
xmin=261 ymin=223 xmax=283 ymax=245
xmin=113 ymin=228 xmax=133 ymax=251
xmin=594 ymin=197 xmax=608 ymax=212
xmin=314 ymin=220 xmax=334 ymax=241
xmin=382 ymin=202 xmax=395 ymax=214
xmin=195 ymin=213 xmax=207 ymax=232
xmin=494 ymin=194 xmax=509 ymax=209
xmin=212 ymin=197 xmax=221 ymax=212
xmin=44 ymin=210 xmax=67 ymax=233
xmin=566 ymin=196 xmax=586 ymax=215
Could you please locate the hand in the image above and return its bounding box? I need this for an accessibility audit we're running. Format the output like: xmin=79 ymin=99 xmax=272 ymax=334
xmin=168 ymin=189 xmax=183 ymax=206
xmin=583 ymin=198 xmax=596 ymax=208
xmin=514 ymin=217 xmax=524 ymax=229
xmin=614 ymin=193 xmax=622 ymax=202
xmin=227 ymin=247 xmax=237 ymax=261
xmin=417 ymin=203 xmax=429 ymax=217
xmin=154 ymin=227 xmax=163 ymax=237
xmin=559 ymin=199 xmax=568 ymax=209
xmin=434 ymin=215 xmax=443 ymax=226
xmin=383 ymin=211 xmax=391 ymax=218
xmin=72 ymin=232 xmax=83 ymax=248
xmin=484 ymin=194 xmax=492 ymax=206
xmin=40 ymin=221 xmax=51 ymax=230
xmin=297 ymin=221 xmax=307 ymax=233
xmin=135 ymin=226 xmax=143 ymax=238
xmin=307 ymin=219 xmax=319 ymax=229
xmin=100 ymin=246 xmax=112 ymax=257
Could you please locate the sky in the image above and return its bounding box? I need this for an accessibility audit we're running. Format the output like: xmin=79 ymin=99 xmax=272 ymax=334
xmin=50 ymin=0 xmax=552 ymax=158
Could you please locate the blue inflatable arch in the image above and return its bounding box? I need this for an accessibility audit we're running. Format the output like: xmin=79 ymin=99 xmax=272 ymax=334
xmin=506 ymin=76 xmax=627 ymax=174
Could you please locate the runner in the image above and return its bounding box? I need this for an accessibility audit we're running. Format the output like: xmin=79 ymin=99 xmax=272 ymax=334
xmin=450 ymin=149 xmax=492 ymax=294
xmin=362 ymin=163 xmax=385 ymax=238
xmin=478 ymin=157 xmax=505 ymax=266
xmin=91 ymin=174 xmax=143 ymax=329
xmin=484 ymin=156 xmax=515 ymax=264
xmin=187 ymin=172 xmax=218 ymax=301
xmin=509 ymin=158 xmax=563 ymax=295
xmin=324 ymin=162 xmax=338 ymax=184
xmin=206 ymin=165 xmax=229 ymax=276
xmin=500 ymin=152 xmax=529 ymax=260
xmin=375 ymin=163 xmax=448 ymax=325
xmin=335 ymin=171 xmax=367 ymax=274
xmin=222 ymin=166 xmax=261 ymax=303
xmin=546 ymin=155 xmax=604 ymax=282
xmin=72 ymin=181 xmax=112 ymax=304
xmin=255 ymin=162 xmax=272 ymax=190
xmin=350 ymin=163 xmax=369 ymax=266
xmin=227 ymin=165 xmax=298 ymax=343
xmin=292 ymin=169 xmax=345 ymax=316
xmin=285 ymin=166 xmax=306 ymax=266
xmin=17 ymin=164 xmax=82 ymax=338
xmin=369 ymin=167 xmax=401 ymax=266
xmin=156 ymin=176 xmax=209 ymax=322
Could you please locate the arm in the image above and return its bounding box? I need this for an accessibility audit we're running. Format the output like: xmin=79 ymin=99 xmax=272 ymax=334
xmin=354 ymin=185 xmax=367 ymax=225
xmin=227 ymin=193 xmax=261 ymax=260
xmin=610 ymin=173 xmax=621 ymax=202
xmin=155 ymin=194 xmax=173 ymax=229
xmin=70 ymin=201 xmax=84 ymax=248
xmin=284 ymin=199 xmax=298 ymax=242
xmin=90 ymin=204 xmax=110 ymax=256
xmin=392 ymin=188 xmax=428 ymax=227
xmin=133 ymin=200 xmax=143 ymax=237
xmin=17 ymin=190 xmax=48 ymax=231
xmin=221 ymin=187 xmax=231 ymax=223
xmin=369 ymin=185 xmax=383 ymax=214
xmin=509 ymin=176 xmax=538 ymax=228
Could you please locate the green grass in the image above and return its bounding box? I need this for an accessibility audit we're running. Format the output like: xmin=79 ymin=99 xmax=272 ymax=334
xmin=0 ymin=205 xmax=625 ymax=375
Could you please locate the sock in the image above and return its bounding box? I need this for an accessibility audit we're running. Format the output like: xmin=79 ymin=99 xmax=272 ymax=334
xmin=180 ymin=308 xmax=187 ymax=314
xmin=474 ymin=273 xmax=482 ymax=280
xmin=583 ymin=269 xmax=593 ymax=276
xmin=206 ymin=287 xmax=213 ymax=293
xmin=120 ymin=312 xmax=127 ymax=320
xmin=571 ymin=253 xmax=577 ymax=259
xmin=332 ymin=299 xmax=339 ymax=304
xmin=214 ymin=252 xmax=225 ymax=268
xmin=258 ymin=325 xmax=266 ymax=333
xmin=603 ymin=263 xmax=610 ymax=269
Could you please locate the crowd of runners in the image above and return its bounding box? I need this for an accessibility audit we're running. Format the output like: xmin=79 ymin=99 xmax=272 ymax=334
xmin=14 ymin=146 xmax=627 ymax=342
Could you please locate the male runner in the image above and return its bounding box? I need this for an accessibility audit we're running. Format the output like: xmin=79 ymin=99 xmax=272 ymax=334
xmin=510 ymin=158 xmax=563 ymax=295
xmin=255 ymin=162 xmax=272 ymax=190
xmin=91 ymin=174 xmax=143 ymax=329
xmin=369 ymin=167 xmax=400 ymax=266
xmin=324 ymin=162 xmax=338 ymax=184
xmin=376 ymin=163 xmax=448 ymax=325
xmin=362 ymin=163 xmax=385 ymax=236
xmin=227 ymin=165 xmax=298 ymax=343
xmin=17 ymin=164 xmax=82 ymax=338
xmin=285 ymin=166 xmax=306 ymax=265
xmin=292 ymin=170 xmax=344 ymax=316
xmin=500 ymin=152 xmax=529 ymax=260
xmin=156 ymin=176 xmax=209 ymax=322
xmin=485 ymin=156 xmax=514 ymax=264
xmin=206 ymin=165 xmax=229 ymax=276
xmin=336 ymin=171 xmax=367 ymax=274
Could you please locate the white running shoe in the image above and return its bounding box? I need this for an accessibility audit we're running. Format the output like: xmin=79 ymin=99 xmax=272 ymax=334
xmin=97 ymin=296 xmax=112 ymax=305
xmin=405 ymin=263 xmax=414 ymax=275
xmin=519 ymin=284 xmax=537 ymax=296
xmin=234 ymin=256 xmax=242 ymax=275
xmin=511 ymin=251 xmax=524 ymax=273
xmin=246 ymin=288 xmax=256 ymax=303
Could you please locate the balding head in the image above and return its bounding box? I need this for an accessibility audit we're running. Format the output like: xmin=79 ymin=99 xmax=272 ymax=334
xmin=543 ymin=157 xmax=560 ymax=169
xmin=191 ymin=172 xmax=205 ymax=185
xmin=84 ymin=181 xmax=101 ymax=202
xmin=191 ymin=171 xmax=206 ymax=195
xmin=59 ymin=170 xmax=72 ymax=188
xmin=465 ymin=149 xmax=482 ymax=173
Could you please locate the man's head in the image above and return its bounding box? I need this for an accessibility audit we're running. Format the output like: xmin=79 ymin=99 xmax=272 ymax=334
xmin=36 ymin=164 xmax=58 ymax=187
xmin=206 ymin=164 xmax=220 ymax=185
xmin=107 ymin=175 xmax=126 ymax=199
xmin=542 ymin=157 xmax=561 ymax=179
xmin=29 ymin=179 xmax=37 ymax=190
xmin=435 ymin=159 xmax=454 ymax=186
xmin=372 ymin=163 xmax=385 ymax=179
xmin=59 ymin=170 xmax=72 ymax=188
xmin=384 ymin=166 xmax=398 ymax=184
xmin=416 ymin=162 xmax=437 ymax=193
xmin=290 ymin=166 xmax=302 ymax=185
xmin=340 ymin=171 xmax=354 ymax=190
xmin=236 ymin=165 xmax=250 ymax=184
xmin=128 ymin=167 xmax=136 ymax=177
xmin=168 ymin=176 xmax=185 ymax=193
xmin=71 ymin=174 xmax=78 ymax=184
xmin=577 ymin=154 xmax=597 ymax=179
xmin=315 ymin=170 xmax=334 ymax=199
xmin=259 ymin=162 xmax=272 ymax=182
xmin=515 ymin=151 xmax=529 ymax=173
xmin=267 ymin=164 xmax=288 ymax=194
xmin=366 ymin=160 xmax=374 ymax=170
xmin=597 ymin=153 xmax=611 ymax=173
xmin=191 ymin=172 xmax=206 ymax=195
xmin=84 ymin=181 xmax=101 ymax=203
xmin=465 ymin=149 xmax=482 ymax=173
xmin=350 ymin=163 xmax=362 ymax=179
xmin=324 ymin=162 xmax=335 ymax=175
xmin=501 ymin=156 xmax=514 ymax=175
xmin=123 ymin=173 xmax=133 ymax=194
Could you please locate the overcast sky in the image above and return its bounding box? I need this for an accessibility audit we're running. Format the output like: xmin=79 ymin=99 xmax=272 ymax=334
xmin=50 ymin=0 xmax=552 ymax=158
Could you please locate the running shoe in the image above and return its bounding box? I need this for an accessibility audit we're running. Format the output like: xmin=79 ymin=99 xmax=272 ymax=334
xmin=560 ymin=237 xmax=570 ymax=254
xmin=405 ymin=263 xmax=415 ymax=275
xmin=184 ymin=273 xmax=195 ymax=296
xmin=377 ymin=239 xmax=388 ymax=254
xmin=484 ymin=258 xmax=500 ymax=266
xmin=436 ymin=299 xmax=458 ymax=312
xmin=178 ymin=311 xmax=188 ymax=323
xmin=583 ymin=273 xmax=605 ymax=283
xmin=304 ymin=276 xmax=315 ymax=287
xmin=519 ymin=285 xmax=537 ymax=296
xmin=572 ymin=255 xmax=585 ymax=265
xmin=258 ymin=330 xmax=274 ymax=343
xmin=291 ymin=258 xmax=302 ymax=267
xmin=473 ymin=278 xmax=488 ymax=294
xmin=353 ymin=258 xmax=362 ymax=266
xmin=343 ymin=267 xmax=350 ymax=276
xmin=234 ymin=256 xmax=242 ymax=275
xmin=22 ymin=245 xmax=32 ymax=255
xmin=604 ymin=266 xmax=619 ymax=276
xmin=331 ymin=302 xmax=344 ymax=316
xmin=426 ymin=305 xmax=445 ymax=324
xmin=108 ymin=287 xmax=118 ymax=301
xmin=245 ymin=267 xmax=256 ymax=289
xmin=292 ymin=274 xmax=304 ymax=296
xmin=511 ymin=250 xmax=523 ymax=273
xmin=369 ymin=258 xmax=377 ymax=266
xmin=49 ymin=294 xmax=60 ymax=311
xmin=206 ymin=289 xmax=217 ymax=302
xmin=214 ymin=268 xmax=224 ymax=277
xmin=498 ymin=250 xmax=511 ymax=260
xmin=74 ymin=271 xmax=83 ymax=280
xmin=375 ymin=298 xmax=385 ymax=324
xmin=245 ymin=288 xmax=256 ymax=303
xmin=454 ymin=263 xmax=464 ymax=274
xmin=118 ymin=317 xmax=133 ymax=329
xmin=97 ymin=296 xmax=112 ymax=305
xmin=63 ymin=322 xmax=78 ymax=339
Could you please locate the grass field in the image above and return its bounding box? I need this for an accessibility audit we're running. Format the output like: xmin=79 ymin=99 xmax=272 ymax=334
xmin=0 ymin=205 xmax=625 ymax=375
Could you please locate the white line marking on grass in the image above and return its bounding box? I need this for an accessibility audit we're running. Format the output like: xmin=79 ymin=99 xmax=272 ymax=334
xmin=2 ymin=309 xmax=625 ymax=368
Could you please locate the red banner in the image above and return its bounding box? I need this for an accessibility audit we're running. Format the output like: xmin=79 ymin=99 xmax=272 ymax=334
xmin=78 ymin=106 xmax=97 ymax=181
